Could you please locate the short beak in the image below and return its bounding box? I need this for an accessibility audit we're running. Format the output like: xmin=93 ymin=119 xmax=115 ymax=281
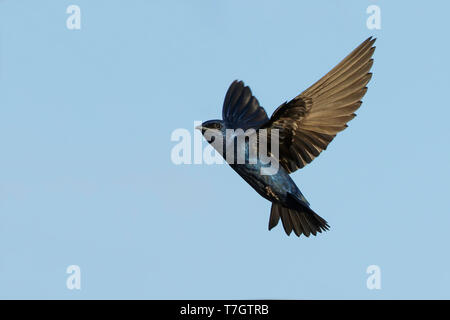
xmin=195 ymin=125 xmax=203 ymax=131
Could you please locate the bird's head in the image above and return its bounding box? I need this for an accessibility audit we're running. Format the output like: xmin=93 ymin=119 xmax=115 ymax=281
xmin=196 ymin=120 xmax=225 ymax=143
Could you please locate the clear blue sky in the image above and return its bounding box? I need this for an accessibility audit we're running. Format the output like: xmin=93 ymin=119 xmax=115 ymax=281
xmin=0 ymin=0 xmax=449 ymax=299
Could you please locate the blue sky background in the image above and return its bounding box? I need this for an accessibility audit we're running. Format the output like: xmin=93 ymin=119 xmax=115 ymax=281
xmin=0 ymin=0 xmax=449 ymax=299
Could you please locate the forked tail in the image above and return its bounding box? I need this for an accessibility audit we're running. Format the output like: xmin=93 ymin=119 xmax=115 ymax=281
xmin=269 ymin=194 xmax=329 ymax=237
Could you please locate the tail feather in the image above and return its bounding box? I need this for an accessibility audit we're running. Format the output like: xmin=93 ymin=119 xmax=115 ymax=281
xmin=268 ymin=202 xmax=330 ymax=237
xmin=280 ymin=209 xmax=293 ymax=235
xmin=269 ymin=204 xmax=281 ymax=230
xmin=288 ymin=209 xmax=302 ymax=237
xmin=297 ymin=209 xmax=312 ymax=237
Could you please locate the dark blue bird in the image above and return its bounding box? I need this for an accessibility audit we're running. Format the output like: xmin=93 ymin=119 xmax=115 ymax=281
xmin=197 ymin=37 xmax=376 ymax=237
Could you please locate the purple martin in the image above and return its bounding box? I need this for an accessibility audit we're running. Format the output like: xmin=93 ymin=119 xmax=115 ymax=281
xmin=197 ymin=37 xmax=376 ymax=237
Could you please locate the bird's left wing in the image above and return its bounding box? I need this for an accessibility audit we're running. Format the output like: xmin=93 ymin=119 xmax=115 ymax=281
xmin=222 ymin=80 xmax=269 ymax=130
xmin=263 ymin=37 xmax=376 ymax=173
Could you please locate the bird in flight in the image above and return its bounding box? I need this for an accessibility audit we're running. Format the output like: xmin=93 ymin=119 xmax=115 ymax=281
xmin=197 ymin=37 xmax=376 ymax=237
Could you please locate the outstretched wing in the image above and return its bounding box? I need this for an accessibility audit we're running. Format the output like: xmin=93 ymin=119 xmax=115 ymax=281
xmin=222 ymin=80 xmax=269 ymax=130
xmin=263 ymin=37 xmax=376 ymax=173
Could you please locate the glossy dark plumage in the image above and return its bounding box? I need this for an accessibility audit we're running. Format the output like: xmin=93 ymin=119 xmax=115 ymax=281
xmin=197 ymin=37 xmax=376 ymax=237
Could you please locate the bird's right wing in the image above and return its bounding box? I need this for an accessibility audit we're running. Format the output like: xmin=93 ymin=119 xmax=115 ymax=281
xmin=263 ymin=37 xmax=376 ymax=173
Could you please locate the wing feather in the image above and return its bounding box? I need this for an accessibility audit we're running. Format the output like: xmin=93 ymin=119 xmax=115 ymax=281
xmin=222 ymin=80 xmax=269 ymax=130
xmin=263 ymin=37 xmax=376 ymax=173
